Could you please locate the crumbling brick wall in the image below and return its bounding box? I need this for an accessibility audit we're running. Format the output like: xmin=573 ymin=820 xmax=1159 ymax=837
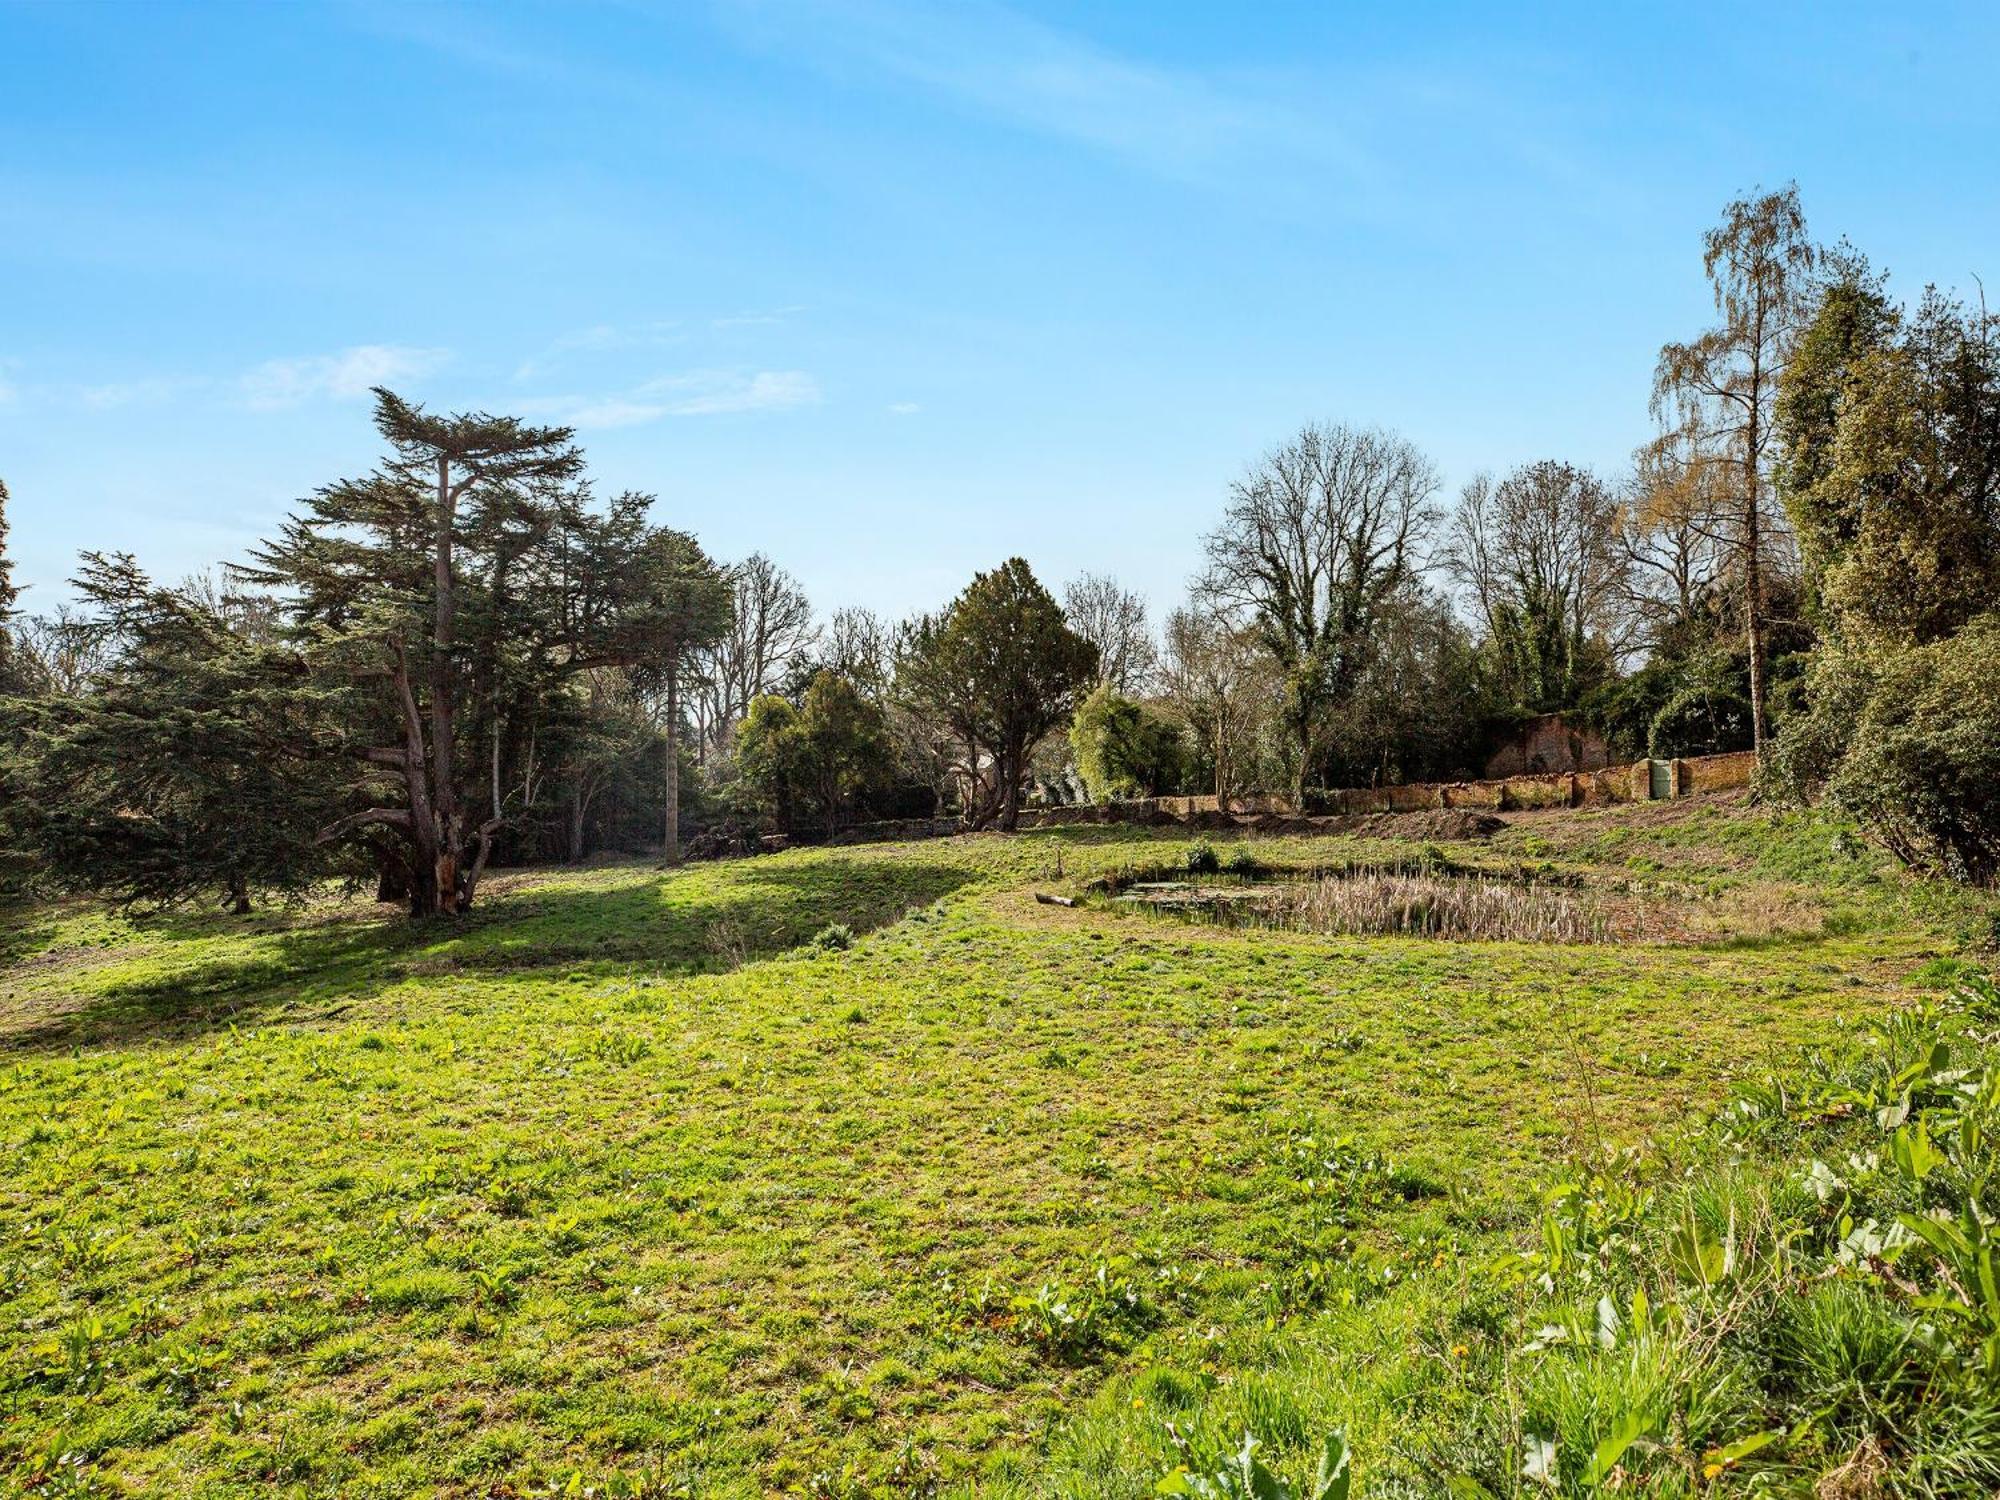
xmin=1482 ymin=714 xmax=1613 ymax=778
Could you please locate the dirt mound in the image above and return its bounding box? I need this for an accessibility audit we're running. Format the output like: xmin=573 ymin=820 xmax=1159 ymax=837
xmin=1358 ymin=809 xmax=1507 ymax=841
xmin=1183 ymin=808 xmax=1247 ymax=831
xmin=1247 ymin=809 xmax=1505 ymax=842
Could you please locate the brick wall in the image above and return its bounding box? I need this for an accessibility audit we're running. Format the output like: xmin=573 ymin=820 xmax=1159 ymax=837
xmin=1678 ymin=750 xmax=1759 ymax=795
xmin=828 ymin=750 xmax=1759 ymax=843
xmin=1482 ymin=714 xmax=1614 ymax=779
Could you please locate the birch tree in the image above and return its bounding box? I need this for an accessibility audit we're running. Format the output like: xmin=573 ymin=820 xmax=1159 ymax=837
xmin=1652 ymin=185 xmax=1815 ymax=757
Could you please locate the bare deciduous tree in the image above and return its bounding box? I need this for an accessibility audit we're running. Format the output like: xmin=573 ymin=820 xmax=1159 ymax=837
xmin=820 ymin=606 xmax=892 ymax=696
xmin=693 ymin=552 xmax=816 ymax=756
xmin=1160 ymin=606 xmax=1276 ymax=800
xmin=1619 ymin=430 xmax=1730 ymax=650
xmin=1653 ymin=184 xmax=1815 ymax=756
xmin=1443 ymin=460 xmax=1626 ymax=710
xmin=1199 ymin=421 xmax=1440 ymax=797
xmin=9 ymin=606 xmax=116 ymax=698
xmin=1061 ymin=572 xmax=1157 ymax=693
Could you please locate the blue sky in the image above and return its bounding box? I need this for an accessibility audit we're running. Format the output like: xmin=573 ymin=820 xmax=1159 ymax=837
xmin=3 ymin=1 xmax=1997 ymax=622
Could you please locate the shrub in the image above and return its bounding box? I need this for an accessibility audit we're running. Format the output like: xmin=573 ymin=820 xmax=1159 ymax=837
xmin=811 ymin=922 xmax=854 ymax=952
xmin=1816 ymin=616 xmax=2000 ymax=884
xmin=1185 ymin=840 xmax=1221 ymax=876
xmin=1648 ymin=681 xmax=1751 ymax=758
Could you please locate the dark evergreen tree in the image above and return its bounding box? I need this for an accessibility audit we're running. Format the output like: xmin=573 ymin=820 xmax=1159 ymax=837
xmin=8 ymin=554 xmax=346 ymax=910
xmin=896 ymin=559 xmax=1098 ymax=831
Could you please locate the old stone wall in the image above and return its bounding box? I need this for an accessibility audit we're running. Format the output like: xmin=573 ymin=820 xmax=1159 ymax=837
xmin=819 ymin=749 xmax=1762 ymax=844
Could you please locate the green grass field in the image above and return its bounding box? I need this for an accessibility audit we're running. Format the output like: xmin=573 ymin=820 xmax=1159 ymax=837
xmin=0 ymin=796 xmax=1986 ymax=1497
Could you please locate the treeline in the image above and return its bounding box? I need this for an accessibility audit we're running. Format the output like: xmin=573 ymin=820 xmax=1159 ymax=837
xmin=0 ymin=185 xmax=1995 ymax=913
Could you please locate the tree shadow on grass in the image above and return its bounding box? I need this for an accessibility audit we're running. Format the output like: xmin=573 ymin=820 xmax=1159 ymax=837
xmin=0 ymin=903 xmax=63 ymax=970
xmin=0 ymin=856 xmax=980 ymax=1055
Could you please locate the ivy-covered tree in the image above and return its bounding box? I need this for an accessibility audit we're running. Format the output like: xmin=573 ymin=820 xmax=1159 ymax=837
xmin=896 ymin=559 xmax=1098 ymax=831
xmin=1771 ymin=268 xmax=2000 ymax=881
xmin=1198 ymin=423 xmax=1440 ymax=797
xmin=1444 ymin=461 xmax=1625 ymax=718
xmin=1069 ymin=682 xmax=1186 ymax=801
xmin=1779 ymin=276 xmax=2000 ymax=648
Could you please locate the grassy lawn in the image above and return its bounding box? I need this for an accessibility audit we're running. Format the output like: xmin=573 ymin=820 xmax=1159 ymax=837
xmin=0 ymin=797 xmax=1982 ymax=1497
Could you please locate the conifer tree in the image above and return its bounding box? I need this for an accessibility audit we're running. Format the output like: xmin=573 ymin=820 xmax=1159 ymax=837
xmin=241 ymin=388 xmax=585 ymax=913
xmin=240 ymin=390 xmax=728 ymax=910
xmin=10 ymin=554 xmax=345 ymax=910
xmin=895 ymin=559 xmax=1097 ymax=831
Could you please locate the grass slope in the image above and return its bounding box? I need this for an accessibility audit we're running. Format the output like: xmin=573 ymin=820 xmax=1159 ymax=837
xmin=0 ymin=798 xmax=1984 ymax=1497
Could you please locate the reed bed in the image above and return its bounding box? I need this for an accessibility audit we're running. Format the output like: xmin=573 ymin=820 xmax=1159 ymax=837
xmin=1250 ymin=869 xmax=1609 ymax=943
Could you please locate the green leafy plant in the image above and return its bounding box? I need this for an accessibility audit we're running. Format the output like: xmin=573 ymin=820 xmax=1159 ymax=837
xmin=1157 ymin=1428 xmax=1350 ymax=1500
xmin=811 ymin=922 xmax=854 ymax=951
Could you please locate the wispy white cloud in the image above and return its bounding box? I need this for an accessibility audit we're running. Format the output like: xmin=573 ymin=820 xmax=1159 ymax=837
xmin=714 ymin=0 xmax=1374 ymax=187
xmin=659 ymin=369 xmax=820 ymax=415
xmin=241 ymin=345 xmax=451 ymax=409
xmin=711 ymin=305 xmax=806 ymax=330
xmin=531 ymin=369 xmax=822 ymax=429
xmin=80 ymin=375 xmax=204 ymax=410
xmin=886 ymin=400 xmax=920 ymax=415
xmin=513 ymin=320 xmax=684 ymax=381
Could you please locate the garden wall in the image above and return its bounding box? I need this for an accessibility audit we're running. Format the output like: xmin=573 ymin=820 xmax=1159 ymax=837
xmin=822 ymin=750 xmax=1762 ymax=845
xmin=1016 ymin=749 xmax=1759 ymax=828
xmin=1677 ymin=749 xmax=1759 ymax=796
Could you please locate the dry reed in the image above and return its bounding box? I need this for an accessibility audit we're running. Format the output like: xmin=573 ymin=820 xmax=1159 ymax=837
xmin=1256 ymin=870 xmax=1608 ymax=943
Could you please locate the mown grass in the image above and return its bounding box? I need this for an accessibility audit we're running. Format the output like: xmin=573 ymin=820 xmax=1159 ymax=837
xmin=0 ymin=798 xmax=1987 ymax=1496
